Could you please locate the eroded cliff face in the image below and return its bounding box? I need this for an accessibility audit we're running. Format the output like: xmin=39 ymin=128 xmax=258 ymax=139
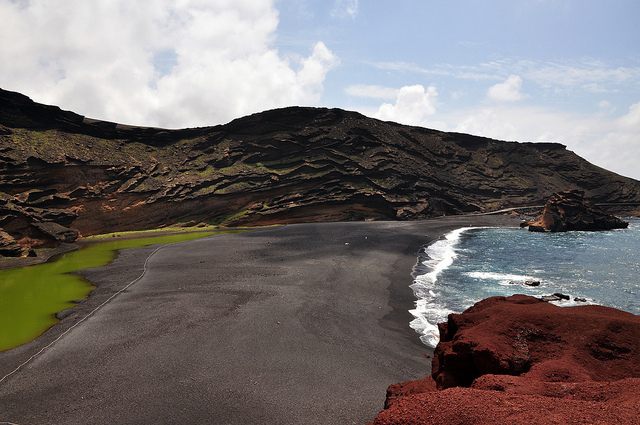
xmin=2 ymin=87 xmax=640 ymax=253
xmin=371 ymin=295 xmax=640 ymax=425
xmin=523 ymin=189 xmax=629 ymax=231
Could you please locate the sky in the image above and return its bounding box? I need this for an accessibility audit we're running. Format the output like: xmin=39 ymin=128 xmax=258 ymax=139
xmin=1 ymin=0 xmax=639 ymax=180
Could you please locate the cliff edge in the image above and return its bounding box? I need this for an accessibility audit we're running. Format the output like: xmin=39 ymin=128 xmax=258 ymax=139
xmin=523 ymin=189 xmax=629 ymax=232
xmin=2 ymin=88 xmax=640 ymax=255
xmin=371 ymin=295 xmax=640 ymax=424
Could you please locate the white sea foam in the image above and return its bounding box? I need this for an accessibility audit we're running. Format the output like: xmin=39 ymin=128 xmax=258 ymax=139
xmin=548 ymin=298 xmax=597 ymax=308
xmin=409 ymin=227 xmax=486 ymax=347
xmin=413 ymin=227 xmax=472 ymax=285
xmin=408 ymin=218 xmax=640 ymax=347
xmin=409 ymin=299 xmax=452 ymax=347
xmin=465 ymin=271 xmax=538 ymax=285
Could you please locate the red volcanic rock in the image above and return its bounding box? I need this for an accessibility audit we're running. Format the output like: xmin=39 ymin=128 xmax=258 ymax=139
xmin=433 ymin=295 xmax=640 ymax=388
xmin=371 ymin=379 xmax=640 ymax=425
xmin=524 ymin=189 xmax=629 ymax=232
xmin=370 ymin=295 xmax=640 ymax=425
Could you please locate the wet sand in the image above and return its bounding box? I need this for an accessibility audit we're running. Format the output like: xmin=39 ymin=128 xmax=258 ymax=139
xmin=0 ymin=216 xmax=520 ymax=424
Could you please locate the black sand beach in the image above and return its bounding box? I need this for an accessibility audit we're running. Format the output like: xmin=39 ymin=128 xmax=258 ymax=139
xmin=0 ymin=216 xmax=520 ymax=424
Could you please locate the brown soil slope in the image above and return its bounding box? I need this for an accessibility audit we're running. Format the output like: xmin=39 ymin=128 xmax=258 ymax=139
xmin=1 ymin=87 xmax=639 ymax=251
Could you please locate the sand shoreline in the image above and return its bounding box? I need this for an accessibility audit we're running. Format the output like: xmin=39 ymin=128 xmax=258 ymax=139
xmin=0 ymin=215 xmax=521 ymax=424
xmin=0 ymin=227 xmax=235 ymax=271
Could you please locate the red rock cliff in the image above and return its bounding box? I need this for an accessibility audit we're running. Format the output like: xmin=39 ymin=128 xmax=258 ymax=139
xmin=371 ymin=295 xmax=640 ymax=424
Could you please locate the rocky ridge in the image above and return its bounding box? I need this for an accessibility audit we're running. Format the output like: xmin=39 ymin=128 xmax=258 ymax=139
xmin=2 ymin=87 xmax=640 ymax=254
xmin=523 ymin=189 xmax=629 ymax=232
xmin=371 ymin=295 xmax=640 ymax=424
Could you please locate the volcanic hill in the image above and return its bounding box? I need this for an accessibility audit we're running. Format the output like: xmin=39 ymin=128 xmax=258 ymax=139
xmin=1 ymin=87 xmax=639 ymax=252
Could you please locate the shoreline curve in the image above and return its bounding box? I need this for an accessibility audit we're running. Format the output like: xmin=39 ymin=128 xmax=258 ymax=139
xmin=0 ymin=215 xmax=520 ymax=425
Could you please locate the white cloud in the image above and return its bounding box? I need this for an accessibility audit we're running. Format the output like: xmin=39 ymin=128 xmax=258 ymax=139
xmin=370 ymin=59 xmax=640 ymax=95
xmin=582 ymin=83 xmax=610 ymax=93
xmin=618 ymin=101 xmax=640 ymax=129
xmin=442 ymin=102 xmax=640 ymax=180
xmin=451 ymin=91 xmax=465 ymax=101
xmin=455 ymin=109 xmax=518 ymax=141
xmin=523 ymin=60 xmax=640 ymax=89
xmin=375 ymin=85 xmax=438 ymax=126
xmin=359 ymin=59 xmax=640 ymax=179
xmin=297 ymin=42 xmax=340 ymax=95
xmin=331 ymin=0 xmax=358 ymax=19
xmin=345 ymin=84 xmax=398 ymax=100
xmin=598 ymin=100 xmax=612 ymax=109
xmin=487 ymin=75 xmax=524 ymax=102
xmin=451 ymin=105 xmax=590 ymax=147
xmin=580 ymin=102 xmax=640 ymax=180
xmin=0 ymin=0 xmax=338 ymax=128
xmin=370 ymin=61 xmax=496 ymax=80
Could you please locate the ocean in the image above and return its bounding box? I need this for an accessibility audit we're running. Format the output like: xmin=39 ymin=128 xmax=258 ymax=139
xmin=410 ymin=217 xmax=640 ymax=347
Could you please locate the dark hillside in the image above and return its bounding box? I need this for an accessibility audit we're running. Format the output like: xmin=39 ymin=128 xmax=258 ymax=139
xmin=1 ymin=87 xmax=639 ymax=253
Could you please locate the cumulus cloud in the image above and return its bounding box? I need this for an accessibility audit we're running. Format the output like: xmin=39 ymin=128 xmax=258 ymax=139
xmin=455 ymin=109 xmax=519 ymax=141
xmin=452 ymin=105 xmax=596 ymax=148
xmin=597 ymin=101 xmax=640 ymax=178
xmin=618 ymin=101 xmax=640 ymax=129
xmin=487 ymin=75 xmax=524 ymax=102
xmin=446 ymin=102 xmax=640 ymax=180
xmin=375 ymin=85 xmax=438 ymax=126
xmin=0 ymin=0 xmax=339 ymax=128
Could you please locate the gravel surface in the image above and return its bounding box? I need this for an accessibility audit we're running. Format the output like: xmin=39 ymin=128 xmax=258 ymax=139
xmin=0 ymin=216 xmax=519 ymax=425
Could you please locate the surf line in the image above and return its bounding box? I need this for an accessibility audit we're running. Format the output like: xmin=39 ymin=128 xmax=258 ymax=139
xmin=0 ymin=244 xmax=167 ymax=385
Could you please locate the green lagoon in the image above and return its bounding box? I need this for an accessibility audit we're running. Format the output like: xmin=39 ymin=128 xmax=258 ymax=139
xmin=0 ymin=231 xmax=218 ymax=351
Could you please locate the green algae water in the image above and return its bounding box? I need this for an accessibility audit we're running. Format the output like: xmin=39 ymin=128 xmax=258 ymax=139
xmin=0 ymin=232 xmax=217 ymax=351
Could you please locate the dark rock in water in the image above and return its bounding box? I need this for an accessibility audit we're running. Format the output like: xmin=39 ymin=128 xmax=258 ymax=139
xmin=523 ymin=190 xmax=629 ymax=232
xmin=370 ymin=295 xmax=640 ymax=425
xmin=527 ymin=224 xmax=547 ymax=232
xmin=0 ymin=229 xmax=23 ymax=257
xmin=509 ymin=280 xmax=540 ymax=287
xmin=574 ymin=297 xmax=587 ymax=303
xmin=541 ymin=294 xmax=561 ymax=302
xmin=540 ymin=293 xmax=570 ymax=302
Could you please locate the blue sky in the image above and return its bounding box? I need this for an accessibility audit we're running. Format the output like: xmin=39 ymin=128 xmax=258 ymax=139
xmin=1 ymin=0 xmax=639 ymax=179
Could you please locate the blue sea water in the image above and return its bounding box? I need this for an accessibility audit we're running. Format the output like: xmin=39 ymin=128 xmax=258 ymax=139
xmin=410 ymin=218 xmax=640 ymax=347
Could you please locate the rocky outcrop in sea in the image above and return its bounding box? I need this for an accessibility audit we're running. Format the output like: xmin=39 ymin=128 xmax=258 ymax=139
xmin=523 ymin=189 xmax=629 ymax=232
